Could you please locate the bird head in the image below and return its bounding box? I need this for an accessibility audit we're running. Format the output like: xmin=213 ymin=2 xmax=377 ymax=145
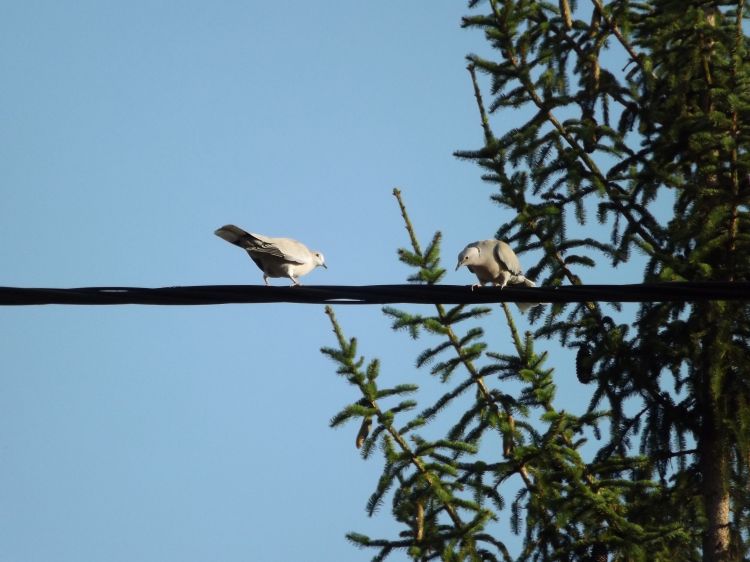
xmin=455 ymin=245 xmax=480 ymax=270
xmin=313 ymin=252 xmax=327 ymax=269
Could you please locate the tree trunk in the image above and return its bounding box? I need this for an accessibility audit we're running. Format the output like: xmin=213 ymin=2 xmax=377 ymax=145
xmin=700 ymin=403 xmax=732 ymax=562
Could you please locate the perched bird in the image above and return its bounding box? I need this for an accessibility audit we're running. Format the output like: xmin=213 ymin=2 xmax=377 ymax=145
xmin=456 ymin=239 xmax=537 ymax=311
xmin=215 ymin=224 xmax=326 ymax=286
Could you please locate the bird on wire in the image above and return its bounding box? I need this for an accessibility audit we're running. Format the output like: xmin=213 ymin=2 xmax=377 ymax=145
xmin=215 ymin=224 xmax=327 ymax=286
xmin=456 ymin=239 xmax=537 ymax=312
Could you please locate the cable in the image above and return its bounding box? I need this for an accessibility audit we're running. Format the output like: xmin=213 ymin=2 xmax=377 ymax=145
xmin=0 ymin=282 xmax=748 ymax=306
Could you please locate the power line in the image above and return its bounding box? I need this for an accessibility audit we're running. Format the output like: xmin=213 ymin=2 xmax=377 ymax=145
xmin=0 ymin=282 xmax=748 ymax=306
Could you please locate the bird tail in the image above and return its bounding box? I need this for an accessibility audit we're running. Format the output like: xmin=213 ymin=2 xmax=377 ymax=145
xmin=215 ymin=225 xmax=258 ymax=249
xmin=514 ymin=276 xmax=540 ymax=313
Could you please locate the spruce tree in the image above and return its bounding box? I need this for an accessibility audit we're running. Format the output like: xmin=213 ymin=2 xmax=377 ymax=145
xmin=322 ymin=2 xmax=750 ymax=561
xmin=459 ymin=1 xmax=750 ymax=560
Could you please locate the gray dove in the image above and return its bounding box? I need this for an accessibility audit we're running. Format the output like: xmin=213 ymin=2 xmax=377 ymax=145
xmin=215 ymin=224 xmax=326 ymax=286
xmin=456 ymin=240 xmax=537 ymax=311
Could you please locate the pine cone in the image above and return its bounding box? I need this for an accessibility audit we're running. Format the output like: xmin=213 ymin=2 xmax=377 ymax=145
xmin=356 ymin=417 xmax=372 ymax=449
xmin=576 ymin=345 xmax=594 ymax=384
xmin=590 ymin=542 xmax=607 ymax=562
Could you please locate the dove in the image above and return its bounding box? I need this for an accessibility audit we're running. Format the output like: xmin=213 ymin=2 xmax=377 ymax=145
xmin=215 ymin=224 xmax=326 ymax=286
xmin=456 ymin=240 xmax=537 ymax=312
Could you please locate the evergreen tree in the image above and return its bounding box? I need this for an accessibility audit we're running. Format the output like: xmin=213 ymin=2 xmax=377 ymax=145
xmin=322 ymin=2 xmax=750 ymax=561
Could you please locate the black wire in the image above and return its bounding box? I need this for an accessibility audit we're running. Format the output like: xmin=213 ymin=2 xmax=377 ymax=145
xmin=0 ymin=282 xmax=748 ymax=306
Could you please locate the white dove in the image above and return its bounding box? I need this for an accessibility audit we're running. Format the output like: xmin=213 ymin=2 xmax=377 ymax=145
xmin=215 ymin=224 xmax=326 ymax=286
xmin=456 ymin=240 xmax=537 ymax=312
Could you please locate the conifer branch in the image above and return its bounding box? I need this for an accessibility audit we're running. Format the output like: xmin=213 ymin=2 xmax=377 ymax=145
xmin=589 ymin=0 xmax=655 ymax=80
xmin=323 ymin=306 xmax=467 ymax=534
xmin=482 ymin=0 xmax=667 ymax=261
xmin=467 ymin=3 xmax=691 ymax=427
xmin=467 ymin=63 xmax=495 ymax=146
xmin=392 ymin=189 xmax=530 ymax=486
xmin=727 ymin=1 xmax=745 ymax=282
xmin=463 ymin=62 xmax=603 ymax=319
xmin=386 ymin=189 xmax=699 ymax=557
xmin=499 ymin=304 xmax=606 ymax=494
xmin=393 ymin=187 xmax=422 ymax=257
xmin=390 ymin=192 xmax=589 ymax=551
xmin=500 ymin=303 xmax=523 ymax=354
xmin=327 ymin=3 xmax=750 ymax=555
xmin=389 ymin=192 xmax=647 ymax=553
xmin=459 ymin=1 xmax=750 ymax=558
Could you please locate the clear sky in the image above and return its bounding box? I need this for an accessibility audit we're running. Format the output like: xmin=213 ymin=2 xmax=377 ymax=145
xmin=0 ymin=3 xmax=650 ymax=561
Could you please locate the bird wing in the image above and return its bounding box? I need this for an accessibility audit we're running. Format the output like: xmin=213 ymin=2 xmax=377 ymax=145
xmin=248 ymin=233 xmax=311 ymax=265
xmin=492 ymin=241 xmax=522 ymax=275
xmin=215 ymin=225 xmax=310 ymax=264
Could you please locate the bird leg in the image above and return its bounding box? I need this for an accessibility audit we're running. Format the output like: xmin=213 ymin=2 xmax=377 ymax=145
xmin=496 ymin=271 xmax=512 ymax=289
xmin=263 ymin=275 xmax=270 ymax=286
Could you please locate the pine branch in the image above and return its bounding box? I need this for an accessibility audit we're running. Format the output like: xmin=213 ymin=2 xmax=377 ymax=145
xmin=727 ymin=0 xmax=745 ymax=282
xmin=387 ymin=191 xmax=671 ymax=557
xmin=392 ymin=189 xmax=528 ymax=479
xmin=464 ymin=11 xmax=690 ymax=442
xmin=467 ymin=63 xmax=495 ymax=146
xmin=482 ymin=0 xmax=669 ymax=263
xmin=323 ymin=306 xmax=467 ymax=533
xmin=393 ymin=187 xmax=423 ymax=257
xmin=589 ymin=0 xmax=656 ymax=80
xmin=460 ymin=1 xmax=750 ymax=558
xmin=464 ymin=57 xmax=605 ymax=322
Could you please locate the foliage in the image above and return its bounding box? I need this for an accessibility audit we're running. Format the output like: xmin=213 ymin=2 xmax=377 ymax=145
xmin=457 ymin=1 xmax=750 ymax=560
xmin=322 ymin=1 xmax=750 ymax=561
xmin=323 ymin=189 xmax=692 ymax=561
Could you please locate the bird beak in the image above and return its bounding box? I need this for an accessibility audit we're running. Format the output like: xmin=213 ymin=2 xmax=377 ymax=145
xmin=455 ymin=263 xmax=461 ymax=271
xmin=322 ymin=263 xmax=328 ymax=269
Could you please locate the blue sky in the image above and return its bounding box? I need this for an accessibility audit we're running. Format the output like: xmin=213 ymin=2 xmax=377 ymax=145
xmin=0 ymin=3 xmax=651 ymax=561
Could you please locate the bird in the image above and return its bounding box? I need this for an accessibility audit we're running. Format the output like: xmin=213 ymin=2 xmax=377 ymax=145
xmin=215 ymin=224 xmax=326 ymax=286
xmin=456 ymin=239 xmax=537 ymax=311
